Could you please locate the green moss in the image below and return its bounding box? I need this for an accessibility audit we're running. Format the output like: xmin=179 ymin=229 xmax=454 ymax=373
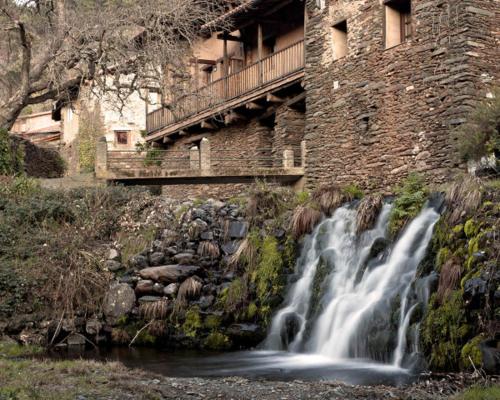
xmin=464 ymin=219 xmax=478 ymax=238
xmin=343 ymin=184 xmax=364 ymax=200
xmin=388 ymin=173 xmax=427 ymax=236
xmin=453 ymin=385 xmax=500 ymax=400
xmin=182 ymin=306 xmax=202 ymax=338
xmin=0 ymin=341 xmax=43 ymax=358
xmin=219 ymin=278 xmax=248 ymax=315
xmin=295 ymin=190 xmax=310 ymax=206
xmin=246 ymin=302 xmax=258 ymax=319
xmin=283 ymin=235 xmax=297 ymax=270
xmin=460 ymin=335 xmax=484 ymax=370
xmin=452 ymin=224 xmax=464 ymax=235
xmin=308 ymin=258 xmax=330 ymax=320
xmin=204 ymin=314 xmax=222 ymax=330
xmin=421 ymin=291 xmax=468 ymax=370
xmin=203 ymin=331 xmax=232 ymax=350
xmin=436 ymin=247 xmax=451 ymax=271
xmin=251 ymin=236 xmax=284 ymax=304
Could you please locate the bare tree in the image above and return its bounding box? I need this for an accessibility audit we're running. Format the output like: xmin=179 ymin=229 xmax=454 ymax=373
xmin=0 ymin=0 xmax=239 ymax=130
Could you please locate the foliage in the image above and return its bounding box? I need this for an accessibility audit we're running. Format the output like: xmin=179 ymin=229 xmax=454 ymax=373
xmin=204 ymin=314 xmax=222 ymax=330
xmin=77 ymin=103 xmax=105 ymax=173
xmin=251 ymin=236 xmax=284 ymax=304
xmin=388 ymin=173 xmax=427 ymax=236
xmin=219 ymin=278 xmax=248 ymax=315
xmin=343 ymin=184 xmax=364 ymax=201
xmin=182 ymin=306 xmax=202 ymax=338
xmin=421 ymin=291 xmax=468 ymax=370
xmin=453 ymin=385 xmax=500 ymax=400
xmin=460 ymin=335 xmax=484 ymax=370
xmin=204 ymin=332 xmax=232 ymax=350
xmin=0 ymin=128 xmax=23 ymax=175
xmin=454 ymin=88 xmax=500 ymax=163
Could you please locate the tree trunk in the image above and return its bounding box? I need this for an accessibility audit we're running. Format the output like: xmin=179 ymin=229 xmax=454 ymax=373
xmin=0 ymin=99 xmax=25 ymax=131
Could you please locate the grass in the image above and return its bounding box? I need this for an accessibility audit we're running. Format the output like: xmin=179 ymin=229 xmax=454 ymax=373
xmin=290 ymin=205 xmax=322 ymax=239
xmin=453 ymin=385 xmax=500 ymax=400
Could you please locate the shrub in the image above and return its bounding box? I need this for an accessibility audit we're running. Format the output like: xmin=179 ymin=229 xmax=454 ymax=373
xmin=343 ymin=184 xmax=364 ymax=201
xmin=388 ymin=173 xmax=427 ymax=236
xmin=454 ymin=88 xmax=500 ymax=163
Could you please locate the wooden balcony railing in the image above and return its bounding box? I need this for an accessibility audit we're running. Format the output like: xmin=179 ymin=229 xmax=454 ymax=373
xmin=147 ymin=39 xmax=305 ymax=135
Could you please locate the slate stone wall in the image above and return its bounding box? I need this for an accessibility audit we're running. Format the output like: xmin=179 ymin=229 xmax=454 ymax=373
xmin=303 ymin=0 xmax=499 ymax=192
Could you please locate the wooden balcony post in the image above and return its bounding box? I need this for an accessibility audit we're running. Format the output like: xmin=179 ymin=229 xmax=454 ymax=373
xmin=95 ymin=136 xmax=108 ymax=178
xmin=283 ymin=149 xmax=294 ymax=169
xmin=301 ymin=140 xmax=307 ymax=168
xmin=190 ymin=145 xmax=200 ymax=169
xmin=258 ymin=23 xmax=263 ymax=84
xmin=200 ymin=137 xmax=211 ymax=171
xmin=223 ymin=35 xmax=229 ymax=99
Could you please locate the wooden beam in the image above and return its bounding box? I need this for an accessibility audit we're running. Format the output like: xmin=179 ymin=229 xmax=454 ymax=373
xmin=217 ymin=33 xmax=245 ymax=42
xmin=266 ymin=93 xmax=285 ymax=103
xmin=285 ymin=92 xmax=306 ymax=107
xmin=189 ymin=58 xmax=216 ymax=65
xmin=257 ymin=24 xmax=263 ymax=61
xmin=224 ymin=111 xmax=246 ymax=125
xmin=179 ymin=130 xmax=188 ymax=136
xmin=162 ymin=136 xmax=173 ymax=144
xmin=246 ymin=101 xmax=264 ymax=110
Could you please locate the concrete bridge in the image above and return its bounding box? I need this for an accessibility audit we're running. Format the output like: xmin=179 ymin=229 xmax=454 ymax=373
xmin=95 ymin=137 xmax=305 ymax=187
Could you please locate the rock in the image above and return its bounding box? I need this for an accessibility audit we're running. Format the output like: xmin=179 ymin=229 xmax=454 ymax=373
xmin=197 ymin=295 xmax=214 ymax=310
xmin=135 ymin=279 xmax=154 ymax=295
xmin=106 ymin=260 xmax=123 ymax=272
xmin=165 ymin=246 xmax=178 ymax=256
xmin=153 ymin=282 xmax=165 ymax=294
xmin=119 ymin=275 xmax=138 ymax=284
xmin=227 ymin=323 xmax=265 ymax=348
xmin=228 ymin=221 xmax=248 ymax=238
xmin=173 ymin=253 xmax=194 ymax=264
xmin=138 ymin=265 xmax=201 ymax=283
xmin=480 ymin=339 xmax=500 ymax=374
xmin=149 ymin=252 xmax=165 ymax=266
xmin=103 ymin=283 xmax=136 ymax=324
xmin=85 ymin=319 xmax=102 ymax=336
xmin=202 ymin=283 xmax=217 ymax=296
xmin=200 ymin=231 xmax=214 ymax=240
xmin=223 ymin=271 xmax=236 ymax=281
xmin=152 ymin=240 xmax=164 ymax=252
xmin=138 ymin=296 xmax=162 ymax=303
xmin=129 ymin=254 xmax=149 ymax=269
xmin=463 ymin=277 xmax=487 ymax=309
xmin=222 ymin=240 xmax=240 ymax=255
xmin=67 ymin=333 xmax=86 ymax=347
xmin=163 ymin=283 xmax=178 ymax=297
xmin=282 ymin=313 xmax=301 ymax=345
xmin=108 ymin=248 xmax=121 ymax=262
xmin=208 ymin=199 xmax=225 ymax=210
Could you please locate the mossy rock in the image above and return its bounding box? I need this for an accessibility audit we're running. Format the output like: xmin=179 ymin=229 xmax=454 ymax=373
xmin=464 ymin=219 xmax=479 ymax=238
xmin=460 ymin=335 xmax=484 ymax=370
xmin=182 ymin=306 xmax=202 ymax=338
xmin=203 ymin=331 xmax=232 ymax=350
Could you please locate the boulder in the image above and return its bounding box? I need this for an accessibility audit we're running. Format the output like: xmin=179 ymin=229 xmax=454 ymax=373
xmin=222 ymin=240 xmax=240 ymax=255
xmin=173 ymin=253 xmax=195 ymax=264
xmin=108 ymin=248 xmax=121 ymax=262
xmin=103 ymin=283 xmax=136 ymax=324
xmin=153 ymin=282 xmax=165 ymax=294
xmin=480 ymin=339 xmax=500 ymax=374
xmin=138 ymin=296 xmax=162 ymax=303
xmin=85 ymin=319 xmax=102 ymax=336
xmin=200 ymin=231 xmax=214 ymax=241
xmin=66 ymin=333 xmax=86 ymax=347
xmin=463 ymin=277 xmax=487 ymax=309
xmin=163 ymin=283 xmax=178 ymax=297
xmin=129 ymin=254 xmax=149 ymax=269
xmin=149 ymin=252 xmax=165 ymax=266
xmin=106 ymin=260 xmax=123 ymax=272
xmin=197 ymin=295 xmax=214 ymax=310
xmin=227 ymin=323 xmax=265 ymax=348
xmin=228 ymin=221 xmax=248 ymax=238
xmin=135 ymin=279 xmax=154 ymax=295
xmin=138 ymin=265 xmax=201 ymax=283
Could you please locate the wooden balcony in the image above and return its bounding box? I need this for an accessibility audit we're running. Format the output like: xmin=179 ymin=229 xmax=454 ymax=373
xmin=146 ymin=40 xmax=305 ymax=141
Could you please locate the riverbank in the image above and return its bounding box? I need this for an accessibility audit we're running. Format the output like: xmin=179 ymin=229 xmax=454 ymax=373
xmin=1 ymin=342 xmax=498 ymax=400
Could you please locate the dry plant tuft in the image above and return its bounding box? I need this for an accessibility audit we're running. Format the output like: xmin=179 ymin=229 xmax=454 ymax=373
xmin=177 ymin=276 xmax=203 ymax=303
xmin=445 ymin=176 xmax=483 ymax=225
xmin=139 ymin=298 xmax=169 ymax=320
xmin=436 ymin=257 xmax=462 ymax=304
xmin=290 ymin=205 xmax=322 ymax=239
xmin=228 ymin=237 xmax=258 ymax=269
xmin=356 ymin=194 xmax=384 ymax=234
xmin=111 ymin=328 xmax=131 ymax=345
xmin=197 ymin=241 xmax=220 ymax=259
xmin=246 ymin=180 xmax=284 ymax=220
xmin=312 ymin=185 xmax=344 ymax=216
xmin=147 ymin=320 xmax=168 ymax=337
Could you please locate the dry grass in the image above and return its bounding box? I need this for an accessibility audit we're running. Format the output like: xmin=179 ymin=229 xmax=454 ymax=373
xmin=356 ymin=194 xmax=384 ymax=234
xmin=312 ymin=185 xmax=344 ymax=216
xmin=436 ymin=257 xmax=462 ymax=304
xmin=245 ymin=180 xmax=285 ymax=220
xmin=228 ymin=236 xmax=259 ymax=269
xmin=290 ymin=205 xmax=322 ymax=239
xmin=445 ymin=176 xmax=483 ymax=225
xmin=177 ymin=276 xmax=203 ymax=303
xmin=147 ymin=320 xmax=168 ymax=337
xmin=197 ymin=241 xmax=220 ymax=259
xmin=139 ymin=298 xmax=169 ymax=320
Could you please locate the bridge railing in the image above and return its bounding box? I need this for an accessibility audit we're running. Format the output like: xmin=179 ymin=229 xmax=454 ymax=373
xmin=96 ymin=137 xmax=306 ymax=179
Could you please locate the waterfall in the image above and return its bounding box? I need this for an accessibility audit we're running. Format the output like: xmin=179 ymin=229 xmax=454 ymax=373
xmin=265 ymin=202 xmax=440 ymax=369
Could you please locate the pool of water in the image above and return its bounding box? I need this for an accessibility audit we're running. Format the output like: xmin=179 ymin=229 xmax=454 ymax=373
xmin=49 ymin=348 xmax=417 ymax=386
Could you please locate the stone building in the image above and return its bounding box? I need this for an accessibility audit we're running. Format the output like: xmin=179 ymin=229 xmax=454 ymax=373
xmin=10 ymin=111 xmax=61 ymax=149
xmin=103 ymin=0 xmax=499 ymax=196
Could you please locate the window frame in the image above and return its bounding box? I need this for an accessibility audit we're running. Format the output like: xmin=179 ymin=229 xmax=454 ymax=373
xmin=114 ymin=130 xmax=129 ymax=146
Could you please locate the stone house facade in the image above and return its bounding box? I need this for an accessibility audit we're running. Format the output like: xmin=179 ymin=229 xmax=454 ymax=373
xmin=137 ymin=0 xmax=498 ymax=197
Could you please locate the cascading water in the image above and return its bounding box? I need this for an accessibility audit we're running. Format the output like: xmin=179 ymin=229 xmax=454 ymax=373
xmin=264 ymin=201 xmax=440 ymax=369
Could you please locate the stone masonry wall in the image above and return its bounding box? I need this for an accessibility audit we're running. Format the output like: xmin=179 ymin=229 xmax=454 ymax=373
xmin=273 ymin=105 xmax=305 ymax=167
xmin=304 ymin=0 xmax=499 ymax=192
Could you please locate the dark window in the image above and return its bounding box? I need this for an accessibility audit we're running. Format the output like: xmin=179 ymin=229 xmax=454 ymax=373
xmin=115 ymin=131 xmax=128 ymax=145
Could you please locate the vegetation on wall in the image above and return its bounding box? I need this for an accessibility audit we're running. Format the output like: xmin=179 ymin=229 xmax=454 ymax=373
xmin=78 ymin=103 xmax=105 ymax=173
xmin=454 ymin=88 xmax=500 ymax=164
